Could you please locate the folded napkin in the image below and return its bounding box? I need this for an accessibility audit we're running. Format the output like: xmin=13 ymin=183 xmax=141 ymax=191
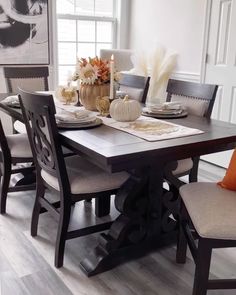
xmin=1 ymin=95 xmax=19 ymax=106
xmin=162 ymin=101 xmax=182 ymax=110
xmin=55 ymin=109 xmax=96 ymax=124
xmin=144 ymin=101 xmax=184 ymax=114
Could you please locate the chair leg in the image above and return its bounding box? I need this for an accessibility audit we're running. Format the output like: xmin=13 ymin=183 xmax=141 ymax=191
xmin=31 ymin=183 xmax=45 ymax=237
xmin=0 ymin=161 xmax=11 ymax=214
xmin=192 ymin=239 xmax=212 ymax=295
xmin=189 ymin=157 xmax=200 ymax=183
xmin=55 ymin=200 xmax=71 ymax=268
xmin=176 ymin=222 xmax=187 ymax=264
xmin=95 ymin=194 xmax=111 ymax=217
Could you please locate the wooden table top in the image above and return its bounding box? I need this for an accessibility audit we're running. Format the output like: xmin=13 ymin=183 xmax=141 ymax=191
xmin=1 ymin=92 xmax=236 ymax=172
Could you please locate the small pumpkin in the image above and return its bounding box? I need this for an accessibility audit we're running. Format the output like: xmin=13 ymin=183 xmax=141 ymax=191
xmin=110 ymin=95 xmax=142 ymax=122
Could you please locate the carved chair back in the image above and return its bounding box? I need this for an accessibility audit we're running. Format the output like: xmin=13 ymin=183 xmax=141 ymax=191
xmin=166 ymin=79 xmax=218 ymax=118
xmin=19 ymin=90 xmax=70 ymax=194
xmin=0 ymin=119 xmax=10 ymax=163
xmin=4 ymin=67 xmax=49 ymax=93
xmin=118 ymin=74 xmax=150 ymax=104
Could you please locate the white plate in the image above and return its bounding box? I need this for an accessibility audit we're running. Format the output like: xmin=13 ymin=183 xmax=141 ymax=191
xmin=143 ymin=107 xmax=183 ymax=115
xmin=57 ymin=118 xmax=102 ymax=129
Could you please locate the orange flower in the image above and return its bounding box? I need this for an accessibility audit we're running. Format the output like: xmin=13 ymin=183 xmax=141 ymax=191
xmin=73 ymin=56 xmax=118 ymax=85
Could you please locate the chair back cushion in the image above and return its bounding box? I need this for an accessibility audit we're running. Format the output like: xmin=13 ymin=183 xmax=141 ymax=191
xmin=118 ymin=74 xmax=150 ymax=103
xmin=100 ymin=49 xmax=133 ymax=72
xmin=166 ymin=79 xmax=218 ymax=118
xmin=119 ymin=86 xmax=144 ymax=102
xmin=218 ymin=149 xmax=236 ymax=191
xmin=3 ymin=66 xmax=49 ymax=92
xmin=171 ymin=94 xmax=209 ymax=117
xmin=9 ymin=78 xmax=47 ymax=92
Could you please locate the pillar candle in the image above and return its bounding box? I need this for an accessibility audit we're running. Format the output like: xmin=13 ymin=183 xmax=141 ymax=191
xmin=110 ymin=54 xmax=114 ymax=100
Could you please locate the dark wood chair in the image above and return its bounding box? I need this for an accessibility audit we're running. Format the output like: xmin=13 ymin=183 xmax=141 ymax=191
xmin=3 ymin=66 xmax=49 ymax=133
xmin=19 ymin=89 xmax=129 ymax=268
xmin=164 ymin=79 xmax=218 ymax=192
xmin=177 ymin=182 xmax=236 ymax=295
xmin=118 ymin=73 xmax=150 ymax=103
xmin=0 ymin=119 xmax=35 ymax=214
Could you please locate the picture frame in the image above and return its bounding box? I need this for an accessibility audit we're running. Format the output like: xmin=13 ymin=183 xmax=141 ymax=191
xmin=0 ymin=0 xmax=50 ymax=65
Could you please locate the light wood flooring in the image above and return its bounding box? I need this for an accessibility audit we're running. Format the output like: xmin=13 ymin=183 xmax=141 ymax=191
xmin=0 ymin=161 xmax=235 ymax=295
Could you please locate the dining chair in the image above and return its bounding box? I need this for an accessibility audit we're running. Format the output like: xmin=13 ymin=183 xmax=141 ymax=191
xmin=164 ymin=79 xmax=218 ymax=192
xmin=4 ymin=66 xmax=49 ymax=93
xmin=176 ymin=182 xmax=236 ymax=295
xmin=118 ymin=73 xmax=150 ymax=103
xmin=19 ymin=89 xmax=130 ymax=268
xmin=3 ymin=66 xmax=49 ymax=133
xmin=0 ymin=119 xmax=34 ymax=214
xmin=100 ymin=49 xmax=133 ymax=72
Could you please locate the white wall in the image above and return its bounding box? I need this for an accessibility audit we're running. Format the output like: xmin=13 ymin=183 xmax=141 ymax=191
xmin=128 ymin=0 xmax=207 ymax=79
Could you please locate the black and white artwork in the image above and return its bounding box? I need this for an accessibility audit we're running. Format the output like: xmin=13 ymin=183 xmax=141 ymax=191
xmin=0 ymin=0 xmax=49 ymax=64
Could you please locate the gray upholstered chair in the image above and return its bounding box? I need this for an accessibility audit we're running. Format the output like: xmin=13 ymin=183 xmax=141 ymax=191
xmin=3 ymin=66 xmax=49 ymax=133
xmin=0 ymin=119 xmax=34 ymax=214
xmin=100 ymin=49 xmax=133 ymax=72
xmin=177 ymin=182 xmax=236 ymax=295
xmin=164 ymin=79 xmax=218 ymax=190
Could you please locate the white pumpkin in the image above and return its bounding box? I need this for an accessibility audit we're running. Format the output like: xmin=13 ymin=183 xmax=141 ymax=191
xmin=110 ymin=95 xmax=142 ymax=122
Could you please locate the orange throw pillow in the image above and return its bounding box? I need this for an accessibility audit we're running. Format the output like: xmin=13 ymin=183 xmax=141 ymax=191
xmin=218 ymin=149 xmax=236 ymax=191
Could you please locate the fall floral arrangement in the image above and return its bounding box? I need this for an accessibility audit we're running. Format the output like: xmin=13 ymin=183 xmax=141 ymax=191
xmin=72 ymin=56 xmax=119 ymax=85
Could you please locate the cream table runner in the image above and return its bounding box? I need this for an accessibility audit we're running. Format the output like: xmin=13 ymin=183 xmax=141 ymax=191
xmin=102 ymin=116 xmax=203 ymax=142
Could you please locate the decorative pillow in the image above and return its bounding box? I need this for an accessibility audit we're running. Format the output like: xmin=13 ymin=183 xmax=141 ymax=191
xmin=218 ymin=149 xmax=236 ymax=191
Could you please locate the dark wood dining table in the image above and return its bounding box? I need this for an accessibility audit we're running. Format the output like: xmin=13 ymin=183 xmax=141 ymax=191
xmin=1 ymin=92 xmax=236 ymax=276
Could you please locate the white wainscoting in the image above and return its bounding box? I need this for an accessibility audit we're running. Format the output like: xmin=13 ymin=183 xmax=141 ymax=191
xmin=171 ymin=71 xmax=200 ymax=82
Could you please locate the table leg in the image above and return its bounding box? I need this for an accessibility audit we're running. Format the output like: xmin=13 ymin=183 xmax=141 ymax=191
xmin=80 ymin=163 xmax=180 ymax=276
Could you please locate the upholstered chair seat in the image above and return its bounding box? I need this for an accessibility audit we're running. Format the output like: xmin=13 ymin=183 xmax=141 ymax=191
xmin=180 ymin=182 xmax=236 ymax=240
xmin=172 ymin=158 xmax=193 ymax=176
xmin=13 ymin=120 xmax=26 ymax=134
xmin=5 ymin=133 xmax=32 ymax=158
xmin=177 ymin=181 xmax=236 ymax=294
xmin=41 ymin=156 xmax=129 ymax=195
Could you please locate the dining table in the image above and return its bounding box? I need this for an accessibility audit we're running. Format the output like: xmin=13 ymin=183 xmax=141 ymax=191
xmin=1 ymin=92 xmax=236 ymax=276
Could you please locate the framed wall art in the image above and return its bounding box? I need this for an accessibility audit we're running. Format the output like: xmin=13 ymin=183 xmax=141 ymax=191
xmin=0 ymin=0 xmax=50 ymax=65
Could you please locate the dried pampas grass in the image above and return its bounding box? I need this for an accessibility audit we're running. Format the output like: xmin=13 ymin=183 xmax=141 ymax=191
xmin=129 ymin=46 xmax=178 ymax=104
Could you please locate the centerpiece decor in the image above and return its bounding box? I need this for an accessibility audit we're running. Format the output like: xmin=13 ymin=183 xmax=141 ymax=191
xmin=73 ymin=56 xmax=118 ymax=111
xmin=55 ymin=84 xmax=78 ymax=105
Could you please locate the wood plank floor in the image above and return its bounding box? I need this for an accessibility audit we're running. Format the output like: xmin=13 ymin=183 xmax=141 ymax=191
xmin=0 ymin=161 xmax=235 ymax=295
